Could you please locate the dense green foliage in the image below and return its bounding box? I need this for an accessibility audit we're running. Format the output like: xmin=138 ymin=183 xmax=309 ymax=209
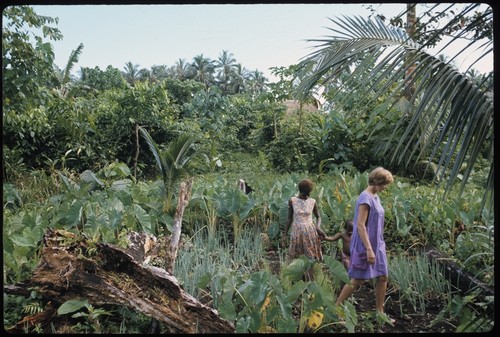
xmin=3 ymin=159 xmax=493 ymax=332
xmin=2 ymin=4 xmax=493 ymax=333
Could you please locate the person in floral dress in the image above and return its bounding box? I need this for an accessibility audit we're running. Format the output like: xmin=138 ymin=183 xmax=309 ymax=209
xmin=282 ymin=179 xmax=326 ymax=265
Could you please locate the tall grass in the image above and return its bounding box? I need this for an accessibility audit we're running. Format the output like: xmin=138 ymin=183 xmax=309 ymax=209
xmin=174 ymin=224 xmax=265 ymax=298
xmin=388 ymin=252 xmax=452 ymax=315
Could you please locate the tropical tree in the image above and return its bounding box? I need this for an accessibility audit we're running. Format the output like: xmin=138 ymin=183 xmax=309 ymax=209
xmin=229 ymin=63 xmax=248 ymax=94
xmin=52 ymin=42 xmax=84 ymax=98
xmin=3 ymin=5 xmax=63 ymax=171
xmin=296 ymin=3 xmax=493 ymax=211
xmin=147 ymin=64 xmax=169 ymax=83
xmin=122 ymin=61 xmax=141 ymax=86
xmin=78 ymin=65 xmax=127 ymax=93
xmin=138 ymin=127 xmax=197 ymax=217
xmin=246 ymin=69 xmax=268 ymax=98
xmin=191 ymin=54 xmax=216 ymax=89
xmin=170 ymin=58 xmax=195 ymax=80
xmin=215 ymin=50 xmax=237 ymax=94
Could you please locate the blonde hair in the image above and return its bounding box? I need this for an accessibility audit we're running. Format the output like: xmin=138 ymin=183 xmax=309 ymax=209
xmin=368 ymin=167 xmax=394 ymax=186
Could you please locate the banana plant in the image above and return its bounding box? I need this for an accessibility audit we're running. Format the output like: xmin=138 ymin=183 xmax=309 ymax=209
xmin=53 ymin=43 xmax=84 ymax=98
xmin=138 ymin=127 xmax=196 ymax=217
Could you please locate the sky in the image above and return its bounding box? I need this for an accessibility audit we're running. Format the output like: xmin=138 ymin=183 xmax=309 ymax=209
xmin=25 ymin=3 xmax=493 ymax=82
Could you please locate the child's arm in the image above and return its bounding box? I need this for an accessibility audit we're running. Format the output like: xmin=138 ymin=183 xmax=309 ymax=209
xmin=323 ymin=233 xmax=342 ymax=242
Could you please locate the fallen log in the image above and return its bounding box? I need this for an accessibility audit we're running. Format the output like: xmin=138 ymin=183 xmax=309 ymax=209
xmin=424 ymin=246 xmax=494 ymax=297
xmin=424 ymin=246 xmax=494 ymax=319
xmin=4 ymin=228 xmax=234 ymax=334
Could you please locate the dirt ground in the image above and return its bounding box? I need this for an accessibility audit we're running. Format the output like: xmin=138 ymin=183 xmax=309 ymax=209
xmin=346 ymin=282 xmax=457 ymax=333
xmin=265 ymin=249 xmax=458 ymax=333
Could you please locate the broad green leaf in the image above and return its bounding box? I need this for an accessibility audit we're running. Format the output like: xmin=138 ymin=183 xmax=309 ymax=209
xmin=286 ymin=280 xmax=308 ymax=303
xmin=66 ymin=200 xmax=84 ymax=228
xmin=218 ymin=299 xmax=236 ymax=321
xmin=236 ymin=316 xmax=250 ymax=333
xmin=324 ymin=255 xmax=350 ymax=283
xmin=57 ymin=299 xmax=89 ymax=315
xmin=9 ymin=234 xmax=37 ymax=248
xmin=196 ymin=272 xmax=213 ymax=289
xmin=277 ymin=317 xmax=298 ymax=333
xmin=110 ymin=179 xmax=132 ymax=192
xmin=247 ymin=308 xmax=263 ymax=333
xmin=132 ymin=204 xmax=152 ymax=232
xmin=282 ymin=258 xmax=308 ymax=282
xmin=267 ymin=221 xmax=279 ymax=239
xmin=237 ymin=271 xmax=269 ymax=306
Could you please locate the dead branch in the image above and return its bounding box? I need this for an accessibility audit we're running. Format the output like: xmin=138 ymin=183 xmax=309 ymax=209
xmin=166 ymin=177 xmax=193 ymax=274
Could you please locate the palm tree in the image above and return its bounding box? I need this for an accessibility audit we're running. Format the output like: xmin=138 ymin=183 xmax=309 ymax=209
xmin=149 ymin=65 xmax=168 ymax=83
xmin=191 ymin=54 xmax=216 ymax=89
xmin=296 ymin=3 xmax=493 ymax=210
xmin=215 ymin=50 xmax=237 ymax=94
xmin=229 ymin=63 xmax=248 ymax=94
xmin=138 ymin=127 xmax=197 ymax=216
xmin=171 ymin=58 xmax=194 ymax=80
xmin=122 ymin=61 xmax=141 ymax=86
xmin=247 ymin=69 xmax=268 ymax=98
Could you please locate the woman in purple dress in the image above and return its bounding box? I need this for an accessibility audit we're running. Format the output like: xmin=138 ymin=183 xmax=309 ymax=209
xmin=335 ymin=167 xmax=394 ymax=318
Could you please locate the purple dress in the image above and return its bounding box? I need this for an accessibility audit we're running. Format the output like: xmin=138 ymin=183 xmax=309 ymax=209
xmin=348 ymin=190 xmax=388 ymax=279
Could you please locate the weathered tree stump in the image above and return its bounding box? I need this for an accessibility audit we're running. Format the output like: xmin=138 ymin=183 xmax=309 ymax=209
xmin=166 ymin=178 xmax=193 ymax=274
xmin=4 ymin=228 xmax=234 ymax=333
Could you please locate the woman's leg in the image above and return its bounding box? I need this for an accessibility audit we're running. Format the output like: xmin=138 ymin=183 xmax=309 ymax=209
xmin=375 ymin=275 xmax=388 ymax=313
xmin=335 ymin=278 xmax=364 ymax=305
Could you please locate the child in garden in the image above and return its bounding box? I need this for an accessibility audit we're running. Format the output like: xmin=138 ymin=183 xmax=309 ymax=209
xmin=323 ymin=219 xmax=353 ymax=270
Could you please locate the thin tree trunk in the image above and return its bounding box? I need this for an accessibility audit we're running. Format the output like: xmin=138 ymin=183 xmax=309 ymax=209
xmin=166 ymin=177 xmax=194 ymax=274
xmin=404 ymin=4 xmax=417 ymax=100
xmin=134 ymin=123 xmax=140 ymax=180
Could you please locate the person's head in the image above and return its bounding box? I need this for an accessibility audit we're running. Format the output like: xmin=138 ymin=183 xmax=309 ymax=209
xmin=345 ymin=219 xmax=354 ymax=233
xmin=298 ymin=179 xmax=314 ymax=197
xmin=368 ymin=167 xmax=394 ymax=191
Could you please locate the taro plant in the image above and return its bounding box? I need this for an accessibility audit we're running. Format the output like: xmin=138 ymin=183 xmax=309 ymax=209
xmin=174 ymin=223 xmax=264 ymax=298
xmin=202 ymin=255 xmax=351 ymax=333
xmin=217 ymin=184 xmax=257 ymax=242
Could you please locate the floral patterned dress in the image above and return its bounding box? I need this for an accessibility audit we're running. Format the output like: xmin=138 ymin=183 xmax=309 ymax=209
xmin=288 ymin=196 xmax=323 ymax=261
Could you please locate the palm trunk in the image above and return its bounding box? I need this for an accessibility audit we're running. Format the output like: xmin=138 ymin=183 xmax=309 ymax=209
xmin=404 ymin=4 xmax=417 ymax=100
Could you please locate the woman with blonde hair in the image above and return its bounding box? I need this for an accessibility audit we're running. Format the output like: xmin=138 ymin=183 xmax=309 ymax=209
xmin=335 ymin=167 xmax=395 ymax=322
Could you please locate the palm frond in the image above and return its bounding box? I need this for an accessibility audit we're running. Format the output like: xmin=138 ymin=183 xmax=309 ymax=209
xmin=62 ymin=43 xmax=84 ymax=84
xmin=168 ymin=134 xmax=195 ymax=169
xmin=138 ymin=126 xmax=167 ymax=182
xmin=296 ymin=13 xmax=493 ymax=205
